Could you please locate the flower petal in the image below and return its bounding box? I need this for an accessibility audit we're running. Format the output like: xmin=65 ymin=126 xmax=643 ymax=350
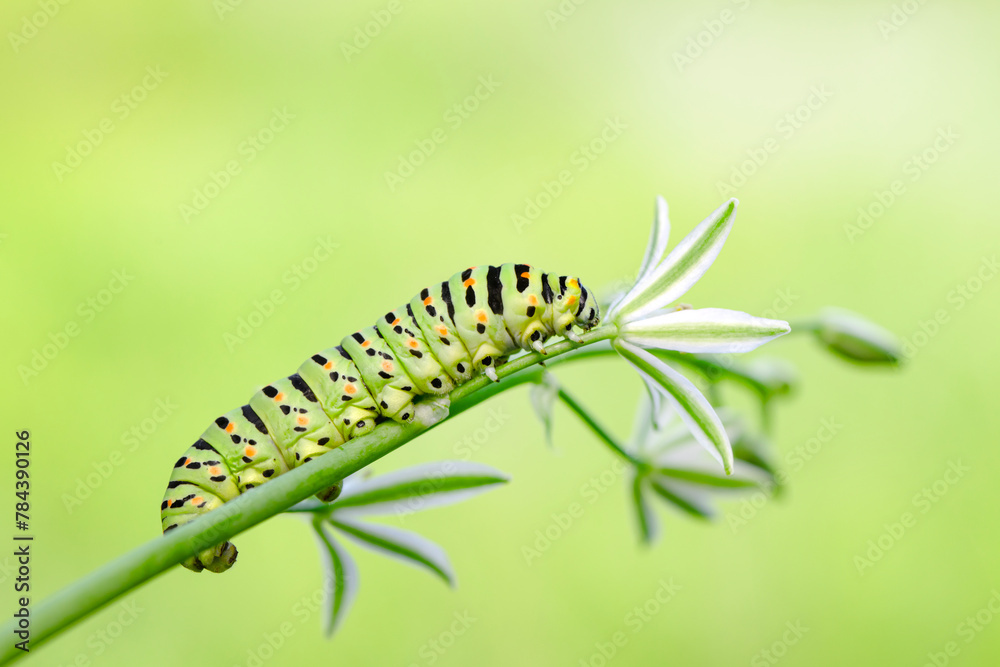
xmin=630 ymin=473 xmax=660 ymax=544
xmin=655 ymin=443 xmax=771 ymax=488
xmin=330 ymin=516 xmax=456 ymax=586
xmin=647 ymin=477 xmax=715 ymax=520
xmin=637 ymin=195 xmax=672 ymax=280
xmin=314 ymin=523 xmax=360 ymax=637
xmin=332 ymin=461 xmax=508 ymax=517
xmin=621 ymin=308 xmax=790 ymax=353
xmin=529 ymin=372 xmax=560 ymax=448
xmin=608 ymin=197 xmax=671 ymax=318
xmin=614 ymin=340 xmax=733 ymax=474
xmin=612 ymin=199 xmax=738 ymax=323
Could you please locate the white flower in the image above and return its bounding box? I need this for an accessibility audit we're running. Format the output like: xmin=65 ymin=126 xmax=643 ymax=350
xmin=610 ymin=197 xmax=790 ymax=474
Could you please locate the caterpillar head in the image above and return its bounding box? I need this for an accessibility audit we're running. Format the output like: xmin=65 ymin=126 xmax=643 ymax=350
xmin=552 ymin=276 xmax=599 ymax=335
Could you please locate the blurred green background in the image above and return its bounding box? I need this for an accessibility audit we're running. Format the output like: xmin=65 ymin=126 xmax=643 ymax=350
xmin=2 ymin=0 xmax=998 ymax=665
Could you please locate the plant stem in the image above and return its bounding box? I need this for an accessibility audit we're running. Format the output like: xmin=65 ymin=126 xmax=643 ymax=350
xmin=0 ymin=325 xmax=618 ymax=664
xmin=555 ymin=388 xmax=646 ymax=469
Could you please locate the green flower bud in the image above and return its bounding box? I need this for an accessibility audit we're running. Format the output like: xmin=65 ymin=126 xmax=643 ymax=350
xmin=813 ymin=308 xmax=902 ymax=365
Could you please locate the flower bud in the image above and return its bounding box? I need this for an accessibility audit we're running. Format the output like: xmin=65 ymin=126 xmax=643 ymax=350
xmin=813 ymin=308 xmax=902 ymax=365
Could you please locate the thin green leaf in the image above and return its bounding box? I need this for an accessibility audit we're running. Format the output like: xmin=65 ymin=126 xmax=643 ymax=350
xmin=330 ymin=517 xmax=455 ymax=586
xmin=331 ymin=461 xmax=509 ymax=517
xmin=314 ymin=522 xmax=359 ymax=637
xmin=648 ymin=478 xmax=715 ymax=520
xmin=655 ymin=466 xmax=760 ymax=489
xmin=637 ymin=195 xmax=672 ymax=280
xmin=615 ymin=340 xmax=733 ymax=474
xmin=631 ymin=473 xmax=659 ymax=544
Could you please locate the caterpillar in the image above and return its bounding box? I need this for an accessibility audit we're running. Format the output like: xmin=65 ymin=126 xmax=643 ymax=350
xmin=161 ymin=264 xmax=600 ymax=572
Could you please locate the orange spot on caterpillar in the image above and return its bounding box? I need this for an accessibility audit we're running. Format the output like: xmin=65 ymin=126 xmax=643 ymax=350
xmin=423 ymin=296 xmax=433 ymax=306
xmin=225 ymin=423 xmax=234 ymax=433
xmin=274 ymin=393 xmax=285 ymax=402
xmin=361 ymin=340 xmax=370 ymax=348
xmin=436 ymin=326 xmax=448 ymax=336
xmin=324 ymin=362 xmax=333 ymax=370
xmin=209 ymin=467 xmax=221 ymax=475
xmin=520 ymin=271 xmax=531 ymax=279
xmin=408 ymin=340 xmax=419 ymax=348
xmin=566 ymin=295 xmax=578 ymax=306
xmin=192 ymin=496 xmax=204 ymax=505
xmin=569 ymin=278 xmax=579 ymax=288
xmin=345 ymin=384 xmax=357 ymax=395
xmin=463 ymin=278 xmax=476 ymax=288
xmin=477 ymin=311 xmax=488 ymax=323
xmin=297 ymin=416 xmax=308 ymax=426
xmin=392 ymin=318 xmax=400 ymax=326
xmin=244 ymin=445 xmax=257 ymax=458
xmin=382 ymin=360 xmax=394 ymax=373
xmin=528 ymin=295 xmax=538 ymax=306
xmin=184 ymin=458 xmax=191 ymax=466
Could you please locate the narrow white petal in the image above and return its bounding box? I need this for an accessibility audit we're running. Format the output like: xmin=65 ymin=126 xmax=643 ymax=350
xmin=315 ymin=524 xmax=360 ymax=637
xmin=609 ymin=196 xmax=671 ymax=319
xmin=615 ymin=340 xmax=733 ymax=474
xmin=615 ymin=199 xmax=738 ymax=323
xmin=333 ymin=461 xmax=508 ymax=517
xmin=637 ymin=196 xmax=672 ymax=281
xmin=622 ymin=308 xmax=790 ymax=353
xmin=331 ymin=516 xmax=456 ymax=586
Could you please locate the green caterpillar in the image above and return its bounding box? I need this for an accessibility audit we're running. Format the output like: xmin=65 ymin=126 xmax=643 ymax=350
xmin=161 ymin=264 xmax=599 ymax=572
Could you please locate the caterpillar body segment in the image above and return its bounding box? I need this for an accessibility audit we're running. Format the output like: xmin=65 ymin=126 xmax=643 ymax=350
xmin=160 ymin=263 xmax=600 ymax=573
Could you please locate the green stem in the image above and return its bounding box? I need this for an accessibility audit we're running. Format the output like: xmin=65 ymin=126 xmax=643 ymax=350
xmin=784 ymin=318 xmax=821 ymax=334
xmin=555 ymin=388 xmax=646 ymax=469
xmin=0 ymin=325 xmax=618 ymax=664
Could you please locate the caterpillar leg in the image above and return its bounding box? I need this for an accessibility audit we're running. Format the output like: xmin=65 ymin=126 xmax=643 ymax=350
xmin=162 ymin=487 xmax=240 ymax=573
xmin=192 ymin=542 xmax=239 ymax=573
xmin=415 ymin=395 xmax=450 ymax=427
